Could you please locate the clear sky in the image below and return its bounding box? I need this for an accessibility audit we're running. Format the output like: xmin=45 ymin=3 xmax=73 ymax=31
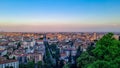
xmin=0 ymin=0 xmax=120 ymax=32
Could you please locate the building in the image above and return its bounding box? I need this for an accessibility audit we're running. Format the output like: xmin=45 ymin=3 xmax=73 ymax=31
xmin=27 ymin=53 xmax=43 ymax=63
xmin=0 ymin=57 xmax=19 ymax=68
xmin=93 ymin=32 xmax=97 ymax=40
xmin=13 ymin=54 xmax=27 ymax=64
xmin=37 ymin=40 xmax=44 ymax=45
xmin=0 ymin=50 xmax=7 ymax=56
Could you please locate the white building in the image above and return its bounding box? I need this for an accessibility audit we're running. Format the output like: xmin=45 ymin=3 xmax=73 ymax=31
xmin=22 ymin=41 xmax=35 ymax=48
xmin=27 ymin=53 xmax=43 ymax=63
xmin=0 ymin=50 xmax=7 ymax=56
xmin=0 ymin=60 xmax=19 ymax=68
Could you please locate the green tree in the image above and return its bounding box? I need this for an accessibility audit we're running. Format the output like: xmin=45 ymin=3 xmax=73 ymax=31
xmin=49 ymin=43 xmax=60 ymax=67
xmin=63 ymin=63 xmax=71 ymax=68
xmin=76 ymin=46 xmax=82 ymax=58
xmin=43 ymin=63 xmax=51 ymax=68
xmin=10 ymin=66 xmax=13 ymax=68
xmin=77 ymin=52 xmax=96 ymax=68
xmin=5 ymin=66 xmax=13 ymax=68
xmin=5 ymin=66 xmax=9 ymax=68
xmin=19 ymin=63 xmax=26 ymax=68
xmin=26 ymin=61 xmax=35 ymax=68
xmin=88 ymin=60 xmax=111 ymax=68
xmin=77 ymin=33 xmax=120 ymax=68
xmin=92 ymin=33 xmax=120 ymax=61
xmin=4 ymin=54 xmax=9 ymax=60
xmin=37 ymin=61 xmax=42 ymax=68
xmin=87 ymin=45 xmax=95 ymax=56
xmin=59 ymin=60 xmax=65 ymax=68
xmin=68 ymin=50 xmax=72 ymax=63
xmin=13 ymin=56 xmax=15 ymax=60
xmin=17 ymin=42 xmax=21 ymax=49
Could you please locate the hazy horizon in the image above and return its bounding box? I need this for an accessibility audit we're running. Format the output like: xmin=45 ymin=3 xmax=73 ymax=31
xmin=0 ymin=0 xmax=120 ymax=32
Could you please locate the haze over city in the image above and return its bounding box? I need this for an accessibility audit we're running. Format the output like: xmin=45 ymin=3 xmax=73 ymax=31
xmin=0 ymin=0 xmax=120 ymax=32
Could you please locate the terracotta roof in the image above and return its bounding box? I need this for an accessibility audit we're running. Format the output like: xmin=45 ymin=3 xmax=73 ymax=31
xmin=37 ymin=40 xmax=43 ymax=42
xmin=14 ymin=54 xmax=27 ymax=57
xmin=0 ymin=60 xmax=18 ymax=64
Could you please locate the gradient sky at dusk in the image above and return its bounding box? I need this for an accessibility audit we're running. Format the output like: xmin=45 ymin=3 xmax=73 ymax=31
xmin=0 ymin=0 xmax=120 ymax=32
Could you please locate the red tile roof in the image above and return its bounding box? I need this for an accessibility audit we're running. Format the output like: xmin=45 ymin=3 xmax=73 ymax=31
xmin=0 ymin=59 xmax=18 ymax=64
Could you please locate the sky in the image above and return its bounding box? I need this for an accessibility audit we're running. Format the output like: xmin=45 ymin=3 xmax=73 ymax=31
xmin=0 ymin=0 xmax=120 ymax=32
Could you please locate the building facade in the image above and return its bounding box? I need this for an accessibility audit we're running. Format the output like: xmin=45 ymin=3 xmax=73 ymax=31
xmin=0 ymin=60 xmax=19 ymax=68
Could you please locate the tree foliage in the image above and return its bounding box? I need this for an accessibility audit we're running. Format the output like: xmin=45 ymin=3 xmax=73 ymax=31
xmin=77 ymin=52 xmax=96 ymax=68
xmin=37 ymin=61 xmax=42 ymax=68
xmin=26 ymin=61 xmax=35 ymax=68
xmin=77 ymin=33 xmax=120 ymax=68
xmin=63 ymin=63 xmax=71 ymax=68
xmin=17 ymin=42 xmax=21 ymax=49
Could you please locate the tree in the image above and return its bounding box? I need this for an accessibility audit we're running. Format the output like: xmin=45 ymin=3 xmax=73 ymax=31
xmin=13 ymin=56 xmax=15 ymax=60
xmin=5 ymin=66 xmax=9 ymax=68
xmin=4 ymin=54 xmax=9 ymax=60
xmin=17 ymin=42 xmax=21 ymax=49
xmin=59 ymin=60 xmax=65 ymax=68
xmin=92 ymin=33 xmax=120 ymax=60
xmin=55 ymin=48 xmax=60 ymax=67
xmin=10 ymin=66 xmax=13 ymax=68
xmin=77 ymin=52 xmax=96 ymax=68
xmin=77 ymin=33 xmax=120 ymax=68
xmin=26 ymin=61 xmax=35 ymax=68
xmin=68 ymin=50 xmax=72 ymax=63
xmin=13 ymin=47 xmax=16 ymax=51
xmin=49 ymin=43 xmax=60 ymax=67
xmin=63 ymin=63 xmax=71 ymax=68
xmin=72 ymin=46 xmax=82 ymax=68
xmin=19 ymin=63 xmax=26 ymax=68
xmin=87 ymin=45 xmax=95 ymax=56
xmin=43 ymin=63 xmax=51 ymax=68
xmin=88 ymin=60 xmax=111 ymax=68
xmin=5 ymin=66 xmax=13 ymax=68
xmin=76 ymin=46 xmax=82 ymax=58
xmin=37 ymin=61 xmax=42 ymax=68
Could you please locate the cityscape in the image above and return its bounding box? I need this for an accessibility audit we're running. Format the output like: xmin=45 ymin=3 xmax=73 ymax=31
xmin=0 ymin=0 xmax=120 ymax=68
xmin=0 ymin=32 xmax=120 ymax=68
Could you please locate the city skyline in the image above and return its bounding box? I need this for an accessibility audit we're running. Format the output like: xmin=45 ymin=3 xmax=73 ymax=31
xmin=0 ymin=0 xmax=120 ymax=32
